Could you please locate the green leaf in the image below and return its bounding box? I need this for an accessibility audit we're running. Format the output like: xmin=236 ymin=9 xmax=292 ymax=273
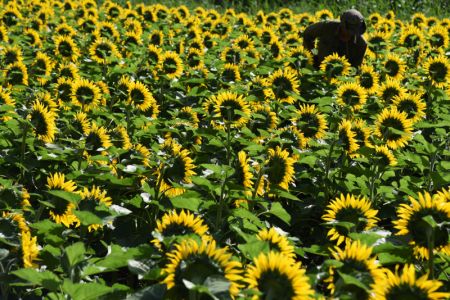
xmin=337 ymin=271 xmax=370 ymax=292
xmin=46 ymin=190 xmax=81 ymax=204
xmin=302 ymin=244 xmax=329 ymax=256
xmin=0 ymin=248 xmax=9 ymax=260
xmin=12 ymin=269 xmax=61 ymax=291
xmin=238 ymin=240 xmax=270 ymax=260
xmin=170 ymin=192 xmax=201 ymax=211
xmin=422 ymin=215 xmax=438 ymax=229
xmin=204 ymin=275 xmax=231 ymax=296
xmin=126 ymin=284 xmax=166 ymax=300
xmin=268 ymin=202 xmax=291 ymax=225
xmin=348 ymin=232 xmax=384 ymax=246
xmin=324 ymin=259 xmax=344 ymax=268
xmin=73 ymin=210 xmax=103 ymax=226
xmin=64 ymin=242 xmax=86 ymax=268
xmin=62 ymin=280 xmax=114 ymax=300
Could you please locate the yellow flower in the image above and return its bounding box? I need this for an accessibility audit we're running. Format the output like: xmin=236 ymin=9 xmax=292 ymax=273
xmin=158 ymin=51 xmax=184 ymax=79
xmin=257 ymin=227 xmax=295 ymax=260
xmin=264 ymin=146 xmax=296 ymax=191
xmin=211 ymin=91 xmax=250 ymax=130
xmin=322 ymin=194 xmax=379 ymax=245
xmin=71 ymin=78 xmax=102 ymax=112
xmin=374 ymin=107 xmax=413 ymax=149
xmin=375 ymin=145 xmax=397 ymax=167
xmin=54 ymin=35 xmax=80 ymax=62
xmin=127 ymin=81 xmax=156 ymax=112
xmin=21 ymin=231 xmax=39 ymax=268
xmin=338 ymin=119 xmax=360 ymax=154
xmin=392 ymin=92 xmax=426 ymax=124
xmin=393 ymin=191 xmax=450 ymax=260
xmin=264 ymin=68 xmax=300 ymax=104
xmin=245 ymin=251 xmax=314 ymax=300
xmin=373 ymin=264 xmax=450 ymax=300
xmin=320 ymin=53 xmax=351 ymax=84
xmin=163 ymin=238 xmax=243 ymax=298
xmin=27 ymin=100 xmax=57 ymax=143
xmin=79 ymin=186 xmax=112 ymax=232
xmin=336 ymin=82 xmax=367 ymax=111
xmin=423 ymin=55 xmax=450 ymax=89
xmin=292 ymin=104 xmax=328 ymax=141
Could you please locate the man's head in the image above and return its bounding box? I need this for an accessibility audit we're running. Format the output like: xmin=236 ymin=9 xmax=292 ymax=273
xmin=340 ymin=9 xmax=366 ymax=37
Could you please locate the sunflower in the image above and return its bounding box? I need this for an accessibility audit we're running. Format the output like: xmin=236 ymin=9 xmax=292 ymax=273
xmin=55 ymin=23 xmax=77 ymax=37
xmin=375 ymin=19 xmax=396 ymax=37
xmin=1 ymin=6 xmax=22 ymax=27
xmin=292 ymin=104 xmax=328 ymax=141
xmin=54 ymin=35 xmax=80 ymax=62
xmin=84 ymin=122 xmax=112 ymax=157
xmin=185 ymin=48 xmax=204 ymax=70
xmin=338 ymin=119 xmax=360 ymax=154
xmin=71 ymin=78 xmax=101 ymax=112
xmin=285 ymin=46 xmax=313 ymax=70
xmin=383 ymin=53 xmax=406 ymax=80
xmin=393 ymin=191 xmax=450 ymax=260
xmin=94 ymin=21 xmax=120 ymax=41
xmin=234 ymin=150 xmax=254 ymax=191
xmin=123 ymin=18 xmax=143 ymax=36
xmin=264 ymin=146 xmax=296 ymax=191
xmin=357 ymin=65 xmax=380 ymax=95
xmin=54 ymin=77 xmax=74 ymax=109
xmin=111 ymin=125 xmax=132 ymax=150
xmin=21 ymin=230 xmax=39 ymax=268
xmin=249 ymin=103 xmax=278 ymax=137
xmin=264 ymin=68 xmax=300 ymax=104
xmin=351 ymin=119 xmax=373 ymax=149
xmin=127 ymin=81 xmax=156 ymax=112
xmin=366 ymin=31 xmax=390 ymax=54
xmin=23 ymin=28 xmax=42 ymax=48
xmin=211 ymin=91 xmax=250 ymax=130
xmin=72 ymin=111 xmax=91 ymax=137
xmin=77 ymin=16 xmax=98 ymax=33
xmin=234 ymin=34 xmax=255 ymax=51
xmin=163 ymin=238 xmax=243 ymax=298
xmin=392 ymin=93 xmax=426 ymax=124
xmin=57 ymin=62 xmax=80 ymax=80
xmin=320 ymin=53 xmax=351 ymax=84
xmin=373 ymin=264 xmax=449 ymax=300
xmin=4 ymin=61 xmax=29 ymax=86
xmin=0 ymin=25 xmax=8 ymax=43
xmin=79 ymin=186 xmax=112 ymax=232
xmin=89 ymin=37 xmax=122 ymax=64
xmin=31 ymin=52 xmax=54 ymax=85
xmin=268 ymin=38 xmax=284 ymax=60
xmin=245 ymin=251 xmax=313 ymax=300
xmin=34 ymin=91 xmax=58 ymax=114
xmin=327 ymin=240 xmax=385 ymax=299
xmin=148 ymin=29 xmax=164 ymax=46
xmin=27 ymin=100 xmax=57 ymax=143
xmin=279 ymin=126 xmax=308 ymax=150
xmin=46 ymin=172 xmax=80 ymax=228
xmin=156 ymin=141 xmax=196 ymax=198
xmin=412 ymin=12 xmax=427 ymax=28
xmin=377 ymin=79 xmax=407 ymax=105
xmin=220 ymin=63 xmax=241 ymax=83
xmin=374 ymin=145 xmax=397 ymax=167
xmin=147 ymin=44 xmax=163 ymax=67
xmin=0 ymin=86 xmax=15 ymax=121
xmin=374 ymin=107 xmax=413 ymax=149
xmin=257 ymin=227 xmax=295 ymax=260
xmin=399 ymin=25 xmax=425 ymax=49
xmin=158 ymin=51 xmax=184 ymax=79
xmin=428 ymin=25 xmax=449 ymax=49
xmin=151 ymin=210 xmax=209 ymax=250
xmin=220 ymin=46 xmax=243 ymax=65
xmin=129 ymin=143 xmax=151 ymax=167
xmin=322 ymin=194 xmax=379 ymax=246
xmin=335 ymin=82 xmax=367 ymax=112
xmin=423 ymin=55 xmax=450 ymax=89
xmin=1 ymin=45 xmax=23 ymax=65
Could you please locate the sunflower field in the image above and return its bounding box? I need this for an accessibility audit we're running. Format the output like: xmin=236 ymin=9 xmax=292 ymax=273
xmin=0 ymin=0 xmax=449 ymax=299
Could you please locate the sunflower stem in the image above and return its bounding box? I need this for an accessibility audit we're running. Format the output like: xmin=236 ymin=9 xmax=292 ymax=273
xmin=426 ymin=226 xmax=435 ymax=279
xmin=20 ymin=120 xmax=29 ymax=178
xmin=216 ymin=169 xmax=229 ymax=230
xmin=225 ymin=109 xmax=232 ymax=166
xmin=369 ymin=163 xmax=379 ymax=204
xmin=154 ymin=163 xmax=165 ymax=202
xmin=251 ymin=164 xmax=265 ymax=212
xmin=324 ymin=138 xmax=337 ymax=201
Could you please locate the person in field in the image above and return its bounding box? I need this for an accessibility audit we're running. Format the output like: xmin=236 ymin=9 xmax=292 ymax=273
xmin=303 ymin=9 xmax=367 ymax=68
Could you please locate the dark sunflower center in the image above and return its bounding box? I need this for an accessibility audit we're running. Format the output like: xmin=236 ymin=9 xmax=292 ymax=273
xmin=164 ymin=156 xmax=187 ymax=183
xmin=380 ymin=117 xmax=405 ymax=141
xmin=7 ymin=66 xmax=24 ymax=84
xmin=334 ymin=259 xmax=372 ymax=300
xmin=258 ymin=269 xmax=295 ymax=300
xmin=428 ymin=62 xmax=448 ymax=82
xmin=130 ymin=88 xmax=145 ymax=105
xmin=85 ymin=132 xmax=103 ymax=154
xmin=368 ymin=36 xmax=386 ymax=53
xmin=58 ymin=41 xmax=73 ymax=57
xmin=334 ymin=207 xmax=368 ymax=235
xmin=237 ymin=39 xmax=249 ymax=49
xmin=385 ymin=60 xmax=400 ymax=77
xmin=100 ymin=27 xmax=114 ymax=39
xmin=34 ymin=59 xmax=47 ymax=76
xmin=267 ymin=155 xmax=287 ymax=185
xmin=270 ymin=43 xmax=281 ymax=57
xmin=76 ymin=86 xmax=95 ymax=104
xmin=325 ymin=60 xmax=344 ymax=78
xmin=30 ymin=110 xmax=49 ymax=135
xmin=162 ymin=223 xmax=196 ymax=236
xmin=150 ymin=33 xmax=161 ymax=45
xmin=297 ymin=113 xmax=320 ymax=138
xmin=407 ymin=209 xmax=449 ymax=248
xmin=4 ymin=51 xmax=18 ymax=65
xmin=261 ymin=32 xmax=272 ymax=44
xmin=251 ymin=111 xmax=273 ymax=134
xmin=385 ymin=284 xmax=430 ymax=300
xmin=341 ymin=89 xmax=360 ymax=106
xmin=339 ymin=128 xmax=353 ymax=152
xmin=353 ymin=128 xmax=366 ymax=145
xmin=187 ymin=54 xmax=201 ymax=68
xmin=58 ymin=83 xmax=72 ymax=102
xmin=381 ymin=87 xmax=401 ymax=104
xmin=163 ymin=57 xmax=178 ymax=75
xmin=95 ymin=44 xmax=113 ymax=59
xmin=175 ymin=256 xmax=221 ymax=290
xmin=397 ymin=100 xmax=418 ymax=119
xmin=224 ymin=49 xmax=241 ymax=64
xmin=219 ymin=99 xmax=243 ymax=122
xmin=404 ymin=34 xmax=420 ymax=48
xmin=48 ymin=194 xmax=70 ymax=215
xmin=148 ymin=51 xmax=160 ymax=65
xmin=430 ymin=34 xmax=444 ymax=48
xmin=222 ymin=68 xmax=238 ymax=82
xmin=273 ymin=76 xmax=294 ymax=99
xmin=360 ymin=72 xmax=374 ymax=89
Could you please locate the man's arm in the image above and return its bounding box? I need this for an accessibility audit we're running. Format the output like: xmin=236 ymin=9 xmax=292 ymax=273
xmin=351 ymin=38 xmax=367 ymax=68
xmin=302 ymin=21 xmax=335 ymax=51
